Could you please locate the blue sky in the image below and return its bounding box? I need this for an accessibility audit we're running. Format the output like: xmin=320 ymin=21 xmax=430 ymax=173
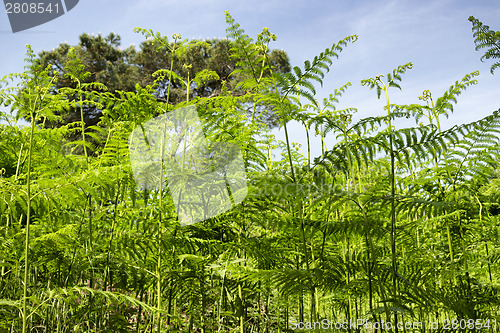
xmin=1 ymin=0 xmax=499 ymax=159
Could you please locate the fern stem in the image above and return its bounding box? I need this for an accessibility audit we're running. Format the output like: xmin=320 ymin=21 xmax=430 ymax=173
xmin=342 ymin=121 xmax=388 ymax=324
xmin=163 ymin=35 xmax=180 ymax=114
xmin=384 ymin=86 xmax=399 ymax=332
xmin=283 ymin=122 xmax=296 ymax=181
xmin=302 ymin=119 xmax=311 ymax=169
xmin=156 ymin=135 xmax=166 ymax=332
xmin=155 ymin=35 xmax=181 ymax=332
xmin=263 ymin=52 xmax=296 ymax=181
xmin=21 ymin=68 xmax=55 ymax=333
xmin=15 ymin=143 xmax=24 ymax=181
xmin=430 ymin=97 xmax=456 ymax=281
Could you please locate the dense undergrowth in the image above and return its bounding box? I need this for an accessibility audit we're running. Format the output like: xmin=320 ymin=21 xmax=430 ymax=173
xmin=1 ymin=12 xmax=500 ymax=333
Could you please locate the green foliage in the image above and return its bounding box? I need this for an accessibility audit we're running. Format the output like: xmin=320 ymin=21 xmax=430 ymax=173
xmin=469 ymin=16 xmax=500 ymax=74
xmin=0 ymin=13 xmax=499 ymax=333
xmin=361 ymin=63 xmax=413 ymax=99
xmin=32 ymin=28 xmax=291 ymax=133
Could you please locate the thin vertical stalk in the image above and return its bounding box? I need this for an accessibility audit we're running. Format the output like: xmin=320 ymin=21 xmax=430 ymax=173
xmin=342 ymin=122 xmax=389 ymax=324
xmin=263 ymin=55 xmax=296 ymax=181
xmin=156 ymin=140 xmax=165 ymax=332
xmin=103 ymin=181 xmax=122 ymax=290
xmin=21 ymin=70 xmax=55 ymax=333
xmin=475 ymin=196 xmax=493 ymax=283
xmin=77 ymin=79 xmax=89 ymax=167
xmin=155 ymin=34 xmax=180 ymax=332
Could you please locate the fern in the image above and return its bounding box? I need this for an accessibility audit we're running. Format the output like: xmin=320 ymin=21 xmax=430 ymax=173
xmin=469 ymin=16 xmax=500 ymax=74
xmin=275 ymin=35 xmax=357 ymax=109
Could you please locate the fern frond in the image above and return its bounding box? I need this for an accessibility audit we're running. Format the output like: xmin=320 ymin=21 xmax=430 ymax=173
xmin=281 ymin=36 xmax=358 ymax=106
xmin=434 ymin=71 xmax=479 ymax=118
xmin=469 ymin=16 xmax=500 ymax=74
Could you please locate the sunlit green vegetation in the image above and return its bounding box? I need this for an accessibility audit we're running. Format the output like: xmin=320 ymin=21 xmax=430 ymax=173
xmin=0 ymin=12 xmax=499 ymax=333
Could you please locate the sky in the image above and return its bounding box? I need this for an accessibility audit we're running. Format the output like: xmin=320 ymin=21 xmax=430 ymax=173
xmin=1 ymin=0 xmax=499 ymax=160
